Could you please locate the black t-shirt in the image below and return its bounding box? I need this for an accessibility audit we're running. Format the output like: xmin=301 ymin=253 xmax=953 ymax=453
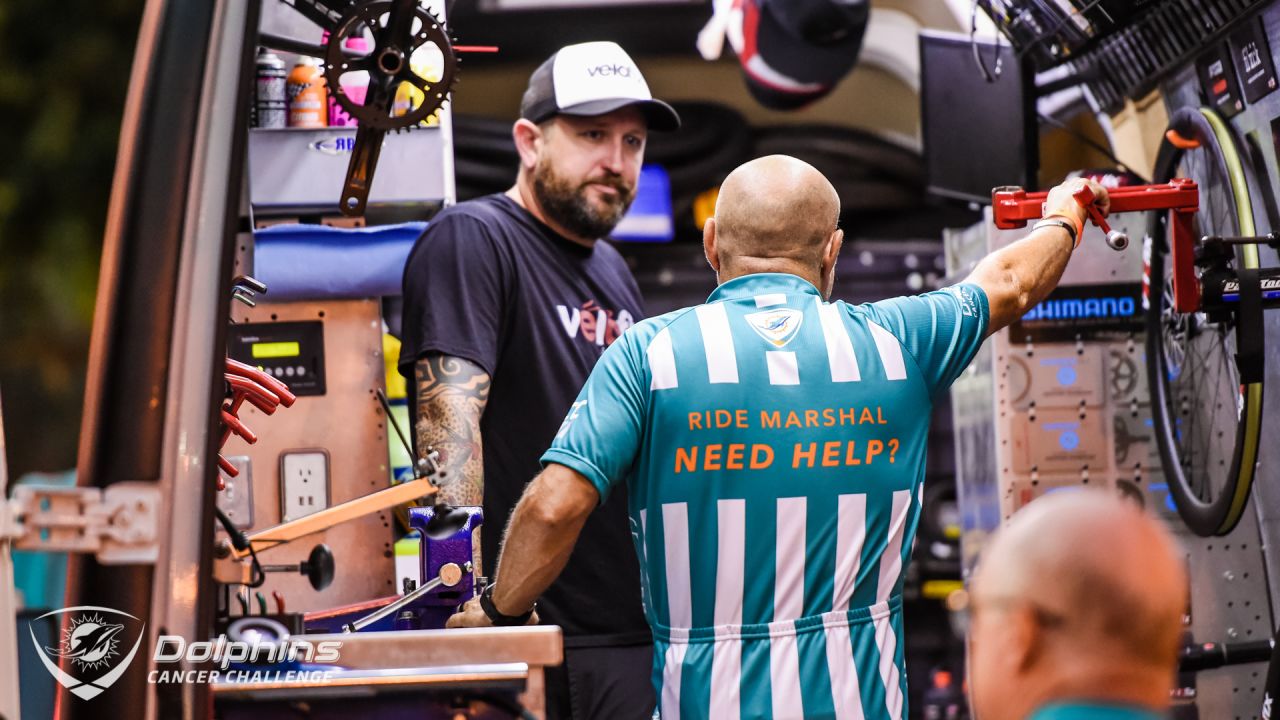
xmin=399 ymin=193 xmax=650 ymax=647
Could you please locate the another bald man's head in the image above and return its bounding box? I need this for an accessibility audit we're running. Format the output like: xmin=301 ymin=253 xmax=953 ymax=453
xmin=968 ymin=491 xmax=1186 ymax=720
xmin=705 ymin=155 xmax=843 ymax=297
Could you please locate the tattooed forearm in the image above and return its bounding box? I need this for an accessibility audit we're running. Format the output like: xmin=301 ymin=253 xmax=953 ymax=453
xmin=415 ymin=354 xmax=491 ymax=507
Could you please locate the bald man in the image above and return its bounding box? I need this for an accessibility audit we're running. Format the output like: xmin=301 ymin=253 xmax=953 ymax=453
xmin=967 ymin=491 xmax=1187 ymax=720
xmin=449 ymin=156 xmax=1108 ymax=719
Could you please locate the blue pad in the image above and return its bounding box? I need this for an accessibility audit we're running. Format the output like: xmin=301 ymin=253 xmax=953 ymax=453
xmin=252 ymin=221 xmax=427 ymax=301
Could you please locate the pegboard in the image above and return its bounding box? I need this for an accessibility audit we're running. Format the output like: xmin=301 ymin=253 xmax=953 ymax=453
xmin=948 ymin=205 xmax=1275 ymax=717
xmin=220 ymin=288 xmax=398 ymax=613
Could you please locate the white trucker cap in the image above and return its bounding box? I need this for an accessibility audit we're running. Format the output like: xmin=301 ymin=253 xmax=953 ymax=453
xmin=520 ymin=41 xmax=681 ymax=131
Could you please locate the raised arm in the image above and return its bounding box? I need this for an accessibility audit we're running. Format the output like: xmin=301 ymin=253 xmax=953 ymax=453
xmin=965 ymin=178 xmax=1110 ymax=336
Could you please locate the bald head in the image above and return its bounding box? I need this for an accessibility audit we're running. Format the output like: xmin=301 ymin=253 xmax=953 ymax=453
xmin=968 ymin=491 xmax=1187 ymax=719
xmin=705 ymin=156 xmax=843 ymax=295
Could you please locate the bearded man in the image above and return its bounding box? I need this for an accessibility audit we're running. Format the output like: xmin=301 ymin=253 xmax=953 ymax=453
xmin=398 ymin=41 xmax=680 ymax=720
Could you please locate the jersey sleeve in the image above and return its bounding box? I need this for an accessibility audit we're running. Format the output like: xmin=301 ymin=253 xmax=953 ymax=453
xmin=398 ymin=212 xmax=507 ymax=379
xmin=540 ymin=330 xmax=647 ymax=502
xmin=859 ymin=283 xmax=990 ymax=396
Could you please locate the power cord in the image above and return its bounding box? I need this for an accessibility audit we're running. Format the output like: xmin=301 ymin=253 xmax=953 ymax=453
xmin=971 ymin=0 xmax=1003 ymax=82
xmin=1037 ymin=111 xmax=1149 ymax=183
xmin=215 ymin=505 xmax=266 ymax=588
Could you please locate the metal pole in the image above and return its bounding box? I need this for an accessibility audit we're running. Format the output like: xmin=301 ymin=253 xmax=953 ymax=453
xmin=0 ymin=389 xmax=22 ymax=720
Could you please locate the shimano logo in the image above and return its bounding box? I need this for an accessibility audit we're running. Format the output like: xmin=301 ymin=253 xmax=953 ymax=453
xmin=587 ymin=64 xmax=633 ymax=78
xmin=308 ymin=136 xmax=357 ymax=155
xmin=1022 ymin=296 xmax=1136 ymax=322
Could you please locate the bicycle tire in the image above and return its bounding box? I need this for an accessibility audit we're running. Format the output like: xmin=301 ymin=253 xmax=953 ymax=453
xmin=1145 ymin=106 xmax=1263 ymax=537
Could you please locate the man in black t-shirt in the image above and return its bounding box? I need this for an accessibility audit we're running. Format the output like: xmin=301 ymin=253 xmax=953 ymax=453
xmin=399 ymin=41 xmax=680 ymax=719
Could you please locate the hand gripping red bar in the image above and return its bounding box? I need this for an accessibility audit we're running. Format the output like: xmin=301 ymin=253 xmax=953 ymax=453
xmin=1071 ymin=185 xmax=1128 ymax=250
xmin=991 ymin=179 xmax=1203 ymax=313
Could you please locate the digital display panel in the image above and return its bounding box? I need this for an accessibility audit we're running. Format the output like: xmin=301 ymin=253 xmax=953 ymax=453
xmin=228 ymin=321 xmax=326 ymax=396
xmin=1197 ymin=43 xmax=1245 ymax=118
xmin=252 ymin=341 xmax=301 ymax=359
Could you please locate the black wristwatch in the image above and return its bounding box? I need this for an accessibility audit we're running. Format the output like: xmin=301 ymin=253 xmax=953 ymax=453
xmin=479 ymin=583 xmax=535 ymax=627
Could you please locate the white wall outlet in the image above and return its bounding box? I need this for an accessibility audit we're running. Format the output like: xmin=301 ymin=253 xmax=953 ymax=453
xmin=280 ymin=450 xmax=330 ymax=522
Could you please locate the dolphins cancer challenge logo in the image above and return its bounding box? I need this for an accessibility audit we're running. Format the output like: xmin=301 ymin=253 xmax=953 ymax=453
xmin=31 ymin=606 xmax=146 ymax=700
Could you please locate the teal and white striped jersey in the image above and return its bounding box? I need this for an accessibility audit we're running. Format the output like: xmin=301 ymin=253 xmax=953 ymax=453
xmin=542 ymin=273 xmax=989 ymax=720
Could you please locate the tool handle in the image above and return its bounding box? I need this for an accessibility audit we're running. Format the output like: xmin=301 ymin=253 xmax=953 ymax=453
xmin=1073 ymin=185 xmax=1129 ymax=251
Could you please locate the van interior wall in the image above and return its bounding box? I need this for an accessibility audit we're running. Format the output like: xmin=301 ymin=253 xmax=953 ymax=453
xmin=453 ymin=56 xmax=922 ymax=145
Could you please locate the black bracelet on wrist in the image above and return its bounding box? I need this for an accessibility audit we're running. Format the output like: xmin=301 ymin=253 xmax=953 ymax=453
xmin=1032 ymin=217 xmax=1078 ymax=248
xmin=479 ymin=583 xmax=535 ymax=626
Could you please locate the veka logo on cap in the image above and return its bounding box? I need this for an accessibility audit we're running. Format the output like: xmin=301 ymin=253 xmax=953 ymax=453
xmin=32 ymin=606 xmax=147 ymax=700
xmin=587 ymin=64 xmax=633 ymax=78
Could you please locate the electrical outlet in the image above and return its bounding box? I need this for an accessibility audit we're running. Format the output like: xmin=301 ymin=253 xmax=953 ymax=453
xmin=217 ymin=456 xmax=254 ymax=529
xmin=280 ymin=450 xmax=329 ymax=522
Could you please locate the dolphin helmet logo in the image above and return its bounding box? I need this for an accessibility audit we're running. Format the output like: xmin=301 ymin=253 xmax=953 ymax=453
xmin=31 ymin=606 xmax=146 ymax=700
xmin=744 ymin=308 xmax=803 ymax=348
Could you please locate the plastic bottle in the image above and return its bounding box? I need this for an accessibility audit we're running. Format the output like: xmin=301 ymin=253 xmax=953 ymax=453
xmin=328 ymin=36 xmax=370 ymax=127
xmin=287 ymin=57 xmax=328 ymax=128
xmin=254 ymin=48 xmax=288 ymax=129
xmin=392 ymin=41 xmax=445 ymax=126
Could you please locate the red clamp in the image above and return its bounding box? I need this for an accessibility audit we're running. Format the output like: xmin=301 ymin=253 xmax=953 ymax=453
xmin=991 ymin=179 xmax=1202 ymax=312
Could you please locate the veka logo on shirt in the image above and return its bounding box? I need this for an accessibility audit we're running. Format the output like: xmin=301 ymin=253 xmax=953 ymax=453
xmin=556 ymin=301 xmax=635 ymax=347
xmin=744 ymin=308 xmax=804 ymax=348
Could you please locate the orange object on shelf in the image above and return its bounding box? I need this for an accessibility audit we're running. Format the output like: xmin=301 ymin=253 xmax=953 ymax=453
xmin=287 ymin=58 xmax=328 ymax=128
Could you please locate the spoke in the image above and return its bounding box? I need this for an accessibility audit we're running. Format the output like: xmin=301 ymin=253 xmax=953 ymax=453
xmin=402 ymin=69 xmax=432 ymax=93
xmin=1201 ymin=338 xmax=1227 ymax=492
xmin=341 ymin=56 xmax=378 ymax=74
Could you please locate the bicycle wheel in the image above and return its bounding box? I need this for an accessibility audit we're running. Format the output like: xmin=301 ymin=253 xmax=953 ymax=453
xmin=1145 ymin=106 xmax=1263 ymax=537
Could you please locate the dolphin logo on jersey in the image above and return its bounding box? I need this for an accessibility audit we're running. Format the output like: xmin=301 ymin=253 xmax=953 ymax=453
xmin=744 ymin=308 xmax=803 ymax=348
xmin=944 ymin=285 xmax=979 ymax=317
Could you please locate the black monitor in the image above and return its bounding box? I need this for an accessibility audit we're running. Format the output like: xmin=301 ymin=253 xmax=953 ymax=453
xmin=920 ymin=30 xmax=1039 ymax=204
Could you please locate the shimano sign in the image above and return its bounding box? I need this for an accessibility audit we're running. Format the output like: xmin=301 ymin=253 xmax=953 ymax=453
xmin=1021 ymin=295 xmax=1137 ymax=322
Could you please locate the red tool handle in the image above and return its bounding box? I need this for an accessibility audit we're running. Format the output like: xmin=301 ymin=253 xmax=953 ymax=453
xmin=221 ymin=408 xmax=258 ymax=444
xmin=1072 ymin=185 xmax=1107 ymax=228
xmin=217 ymin=455 xmax=239 ymax=485
xmin=1071 ymin=185 xmax=1130 ymax=250
xmin=226 ymin=358 xmax=297 ymax=407
xmin=226 ymin=374 xmax=281 ymax=414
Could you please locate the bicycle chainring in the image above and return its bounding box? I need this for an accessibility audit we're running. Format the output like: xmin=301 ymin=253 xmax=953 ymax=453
xmin=323 ymin=0 xmax=457 ymax=132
